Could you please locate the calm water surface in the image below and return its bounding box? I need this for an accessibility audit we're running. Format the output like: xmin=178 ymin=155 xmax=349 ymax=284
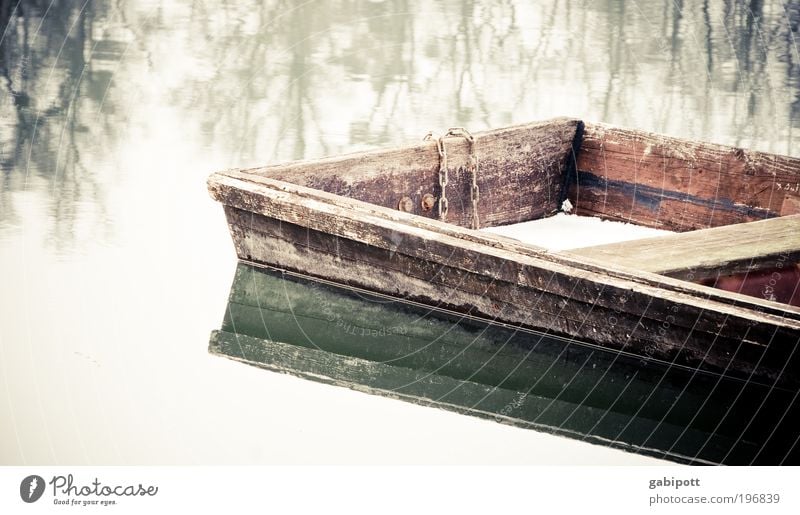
xmin=1 ymin=0 xmax=799 ymax=464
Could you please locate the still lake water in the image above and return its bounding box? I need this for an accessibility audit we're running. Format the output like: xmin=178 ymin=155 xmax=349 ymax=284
xmin=1 ymin=0 xmax=799 ymax=464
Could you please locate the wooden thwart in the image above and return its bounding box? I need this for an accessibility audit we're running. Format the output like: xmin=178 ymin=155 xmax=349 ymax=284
xmin=569 ymin=214 xmax=800 ymax=281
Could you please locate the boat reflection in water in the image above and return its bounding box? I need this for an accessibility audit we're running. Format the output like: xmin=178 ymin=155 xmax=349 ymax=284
xmin=210 ymin=263 xmax=799 ymax=465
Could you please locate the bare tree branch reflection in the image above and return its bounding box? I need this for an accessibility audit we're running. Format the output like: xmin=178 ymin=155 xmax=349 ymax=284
xmin=1 ymin=0 xmax=799 ymax=248
xmin=0 ymin=0 xmax=118 ymax=249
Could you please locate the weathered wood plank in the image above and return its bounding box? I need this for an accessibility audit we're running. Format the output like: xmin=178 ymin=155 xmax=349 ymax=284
xmin=234 ymin=117 xmax=581 ymax=228
xmin=569 ymin=214 xmax=800 ymax=281
xmin=568 ymin=122 xmax=800 ymax=231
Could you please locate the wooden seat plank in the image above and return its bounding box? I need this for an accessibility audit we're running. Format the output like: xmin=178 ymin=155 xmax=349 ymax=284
xmin=568 ymin=214 xmax=800 ymax=281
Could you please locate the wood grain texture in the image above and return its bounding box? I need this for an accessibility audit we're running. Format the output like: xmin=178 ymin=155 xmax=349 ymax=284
xmin=231 ymin=117 xmax=581 ymax=228
xmin=570 ymin=214 xmax=800 ymax=280
xmin=568 ymin=122 xmax=800 ymax=231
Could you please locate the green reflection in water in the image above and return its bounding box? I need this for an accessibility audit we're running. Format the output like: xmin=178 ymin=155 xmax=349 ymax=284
xmin=211 ymin=263 xmax=799 ymax=465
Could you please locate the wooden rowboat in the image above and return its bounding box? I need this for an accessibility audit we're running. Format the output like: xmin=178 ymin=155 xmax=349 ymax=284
xmin=207 ymin=118 xmax=800 ymax=389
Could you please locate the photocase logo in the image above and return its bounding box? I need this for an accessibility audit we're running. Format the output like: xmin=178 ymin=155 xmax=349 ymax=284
xmin=20 ymin=475 xmax=45 ymax=503
xmin=16 ymin=473 xmax=158 ymax=506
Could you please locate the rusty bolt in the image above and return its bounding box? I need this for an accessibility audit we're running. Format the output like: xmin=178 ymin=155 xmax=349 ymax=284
xmin=398 ymin=196 xmax=414 ymax=212
xmin=421 ymin=193 xmax=436 ymax=212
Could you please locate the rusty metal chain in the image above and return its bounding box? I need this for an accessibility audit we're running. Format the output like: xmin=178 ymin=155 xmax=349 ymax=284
xmin=425 ymin=127 xmax=479 ymax=227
